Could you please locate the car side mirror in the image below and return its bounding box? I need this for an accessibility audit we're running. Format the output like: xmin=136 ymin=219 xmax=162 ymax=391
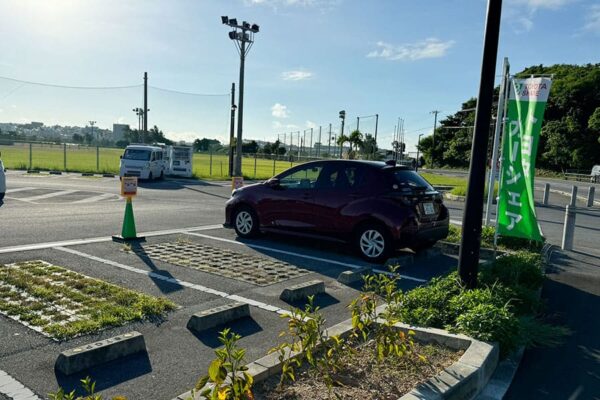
xmin=267 ymin=178 xmax=280 ymax=188
xmin=120 ymin=155 xmax=123 ymax=159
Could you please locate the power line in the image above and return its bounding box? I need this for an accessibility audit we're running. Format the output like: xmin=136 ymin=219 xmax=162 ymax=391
xmin=149 ymin=86 xmax=230 ymax=97
xmin=0 ymin=75 xmax=141 ymax=90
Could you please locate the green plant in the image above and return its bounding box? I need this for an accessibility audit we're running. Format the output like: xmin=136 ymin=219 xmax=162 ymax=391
xmin=194 ymin=328 xmax=254 ymax=400
xmin=48 ymin=376 xmax=126 ymax=400
xmin=452 ymin=303 xmax=520 ymax=356
xmin=481 ymin=251 xmax=544 ymax=290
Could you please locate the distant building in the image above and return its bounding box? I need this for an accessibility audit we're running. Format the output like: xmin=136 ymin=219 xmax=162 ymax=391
xmin=112 ymin=124 xmax=129 ymax=141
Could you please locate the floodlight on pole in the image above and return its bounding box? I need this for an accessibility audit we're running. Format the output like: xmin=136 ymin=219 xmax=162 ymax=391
xmin=221 ymin=15 xmax=259 ymax=177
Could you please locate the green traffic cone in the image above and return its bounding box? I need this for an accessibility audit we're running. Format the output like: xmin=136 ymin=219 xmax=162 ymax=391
xmin=112 ymin=197 xmax=145 ymax=242
xmin=122 ymin=197 xmax=137 ymax=239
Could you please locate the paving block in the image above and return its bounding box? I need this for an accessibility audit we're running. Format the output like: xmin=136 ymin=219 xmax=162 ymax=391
xmin=55 ymin=331 xmax=146 ymax=375
xmin=337 ymin=267 xmax=371 ymax=285
xmin=279 ymin=280 xmax=325 ymax=303
xmin=187 ymin=302 xmax=250 ymax=333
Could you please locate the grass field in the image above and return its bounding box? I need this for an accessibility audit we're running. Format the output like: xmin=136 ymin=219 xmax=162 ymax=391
xmin=0 ymin=142 xmax=303 ymax=180
xmin=1 ymin=142 xmax=483 ymax=187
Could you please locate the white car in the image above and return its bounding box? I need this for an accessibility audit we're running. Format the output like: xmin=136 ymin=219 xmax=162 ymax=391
xmin=119 ymin=145 xmax=166 ymax=180
xmin=0 ymin=154 xmax=6 ymax=201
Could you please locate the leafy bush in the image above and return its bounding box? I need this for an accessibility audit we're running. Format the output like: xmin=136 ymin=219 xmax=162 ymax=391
xmin=400 ymin=272 xmax=463 ymax=328
xmin=447 ymin=284 xmax=514 ymax=321
xmin=481 ymin=251 xmax=544 ymax=290
xmin=452 ymin=303 xmax=520 ymax=356
xmin=444 ymin=225 xmax=545 ymax=252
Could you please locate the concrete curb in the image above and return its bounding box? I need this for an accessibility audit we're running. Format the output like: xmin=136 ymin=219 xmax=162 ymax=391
xmin=337 ymin=267 xmax=371 ymax=285
xmin=55 ymin=331 xmax=146 ymax=375
xmin=279 ymin=280 xmax=325 ymax=303
xmin=186 ymin=302 xmax=250 ymax=333
xmin=435 ymin=241 xmax=505 ymax=260
xmin=444 ymin=193 xmax=466 ymax=202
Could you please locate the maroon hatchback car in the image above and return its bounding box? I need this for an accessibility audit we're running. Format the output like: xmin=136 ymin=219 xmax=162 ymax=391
xmin=224 ymin=160 xmax=449 ymax=263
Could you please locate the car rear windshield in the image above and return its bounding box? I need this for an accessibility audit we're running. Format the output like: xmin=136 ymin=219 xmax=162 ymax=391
xmin=390 ymin=169 xmax=434 ymax=191
xmin=123 ymin=149 xmax=151 ymax=161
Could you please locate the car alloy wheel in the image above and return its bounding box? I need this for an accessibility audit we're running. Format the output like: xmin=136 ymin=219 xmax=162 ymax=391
xmin=235 ymin=210 xmax=255 ymax=236
xmin=359 ymin=229 xmax=386 ymax=259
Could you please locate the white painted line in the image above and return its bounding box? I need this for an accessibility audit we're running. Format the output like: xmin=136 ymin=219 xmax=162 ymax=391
xmin=0 ymin=369 xmax=41 ymax=400
xmin=18 ymin=189 xmax=77 ymax=202
xmin=54 ymin=246 xmax=288 ymax=315
xmin=184 ymin=231 xmax=428 ymax=284
xmin=5 ymin=187 xmax=35 ymax=194
xmin=0 ymin=224 xmax=224 ymax=254
xmin=71 ymin=192 xmax=116 ymax=204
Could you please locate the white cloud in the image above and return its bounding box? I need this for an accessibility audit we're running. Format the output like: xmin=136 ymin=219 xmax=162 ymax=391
xmin=271 ymin=103 xmax=290 ymax=118
xmin=281 ymin=70 xmax=313 ymax=81
xmin=272 ymin=121 xmax=298 ymax=130
xmin=306 ymin=120 xmax=317 ymax=129
xmin=511 ymin=0 xmax=573 ymax=10
xmin=367 ymin=38 xmax=455 ymax=61
xmin=245 ymin=0 xmax=340 ymax=8
xmin=584 ymin=4 xmax=600 ymax=33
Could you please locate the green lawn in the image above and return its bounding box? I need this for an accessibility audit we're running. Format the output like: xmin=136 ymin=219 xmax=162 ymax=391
xmin=0 ymin=143 xmax=303 ymax=180
xmin=0 ymin=260 xmax=176 ymax=340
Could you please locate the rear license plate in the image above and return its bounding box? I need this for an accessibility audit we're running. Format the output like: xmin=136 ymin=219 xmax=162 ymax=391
xmin=423 ymin=202 xmax=435 ymax=215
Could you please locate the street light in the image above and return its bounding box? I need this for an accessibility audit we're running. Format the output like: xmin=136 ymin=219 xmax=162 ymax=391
xmin=416 ymin=133 xmax=424 ymax=172
xmin=338 ymin=110 xmax=346 ymax=159
xmin=89 ymin=121 xmax=97 ymax=142
xmin=221 ymin=16 xmax=259 ymax=177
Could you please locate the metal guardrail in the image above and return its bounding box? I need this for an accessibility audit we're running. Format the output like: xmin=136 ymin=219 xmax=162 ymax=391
xmin=563 ymin=172 xmax=593 ymax=182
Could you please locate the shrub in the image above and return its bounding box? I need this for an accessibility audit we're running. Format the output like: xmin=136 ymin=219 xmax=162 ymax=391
xmin=452 ymin=303 xmax=520 ymax=356
xmin=481 ymin=251 xmax=544 ymax=290
xmin=447 ymin=284 xmax=514 ymax=321
xmin=400 ymin=272 xmax=462 ymax=327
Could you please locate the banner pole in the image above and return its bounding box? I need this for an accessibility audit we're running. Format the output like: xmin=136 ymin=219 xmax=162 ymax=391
xmin=494 ymin=76 xmax=512 ymax=253
xmin=486 ymin=57 xmax=510 ymax=226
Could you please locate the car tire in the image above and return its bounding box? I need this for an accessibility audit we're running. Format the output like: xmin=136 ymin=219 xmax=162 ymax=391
xmin=148 ymin=172 xmax=153 ymax=181
xmin=354 ymin=223 xmax=391 ymax=263
xmin=411 ymin=240 xmax=437 ymax=253
xmin=160 ymin=171 xmax=164 ymax=180
xmin=0 ymin=193 xmax=4 ymax=201
xmin=233 ymin=206 xmax=260 ymax=238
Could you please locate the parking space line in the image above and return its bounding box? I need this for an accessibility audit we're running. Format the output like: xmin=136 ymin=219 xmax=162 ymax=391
xmin=184 ymin=232 xmax=427 ymax=284
xmin=71 ymin=192 xmax=116 ymax=204
xmin=0 ymin=224 xmax=224 ymax=254
xmin=54 ymin=246 xmax=289 ymax=315
xmin=17 ymin=189 xmax=77 ymax=202
xmin=5 ymin=187 xmax=35 ymax=194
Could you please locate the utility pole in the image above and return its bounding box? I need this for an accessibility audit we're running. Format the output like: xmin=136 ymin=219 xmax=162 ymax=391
xmin=317 ymin=126 xmax=321 ymax=157
xmin=328 ymin=124 xmax=332 ymax=157
xmin=310 ymin=128 xmax=313 ymax=158
xmin=416 ymin=133 xmax=424 ymax=172
xmin=221 ymin=16 xmax=260 ymax=177
xmin=229 ymin=82 xmax=236 ymax=177
xmin=458 ymin=0 xmax=504 ymax=289
xmin=374 ymin=113 xmax=379 ymax=158
xmin=356 ymin=116 xmax=360 ymax=131
xmin=143 ymin=72 xmax=148 ymax=136
xmin=89 ymin=121 xmax=97 ymax=142
xmin=339 ymin=110 xmax=346 ymax=159
xmin=430 ymin=110 xmax=440 ymax=168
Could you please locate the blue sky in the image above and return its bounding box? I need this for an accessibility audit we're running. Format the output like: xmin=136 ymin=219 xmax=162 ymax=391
xmin=0 ymin=0 xmax=599 ymax=152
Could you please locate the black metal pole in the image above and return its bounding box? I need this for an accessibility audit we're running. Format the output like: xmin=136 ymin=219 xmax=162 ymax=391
xmin=229 ymin=83 xmax=236 ymax=177
xmin=458 ymin=0 xmax=503 ymax=289
xmin=143 ymin=72 xmax=148 ymax=136
xmin=235 ymin=41 xmax=245 ymax=177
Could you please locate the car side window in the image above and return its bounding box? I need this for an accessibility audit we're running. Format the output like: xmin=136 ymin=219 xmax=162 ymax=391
xmin=279 ymin=165 xmax=324 ymax=189
xmin=314 ymin=164 xmax=367 ymax=190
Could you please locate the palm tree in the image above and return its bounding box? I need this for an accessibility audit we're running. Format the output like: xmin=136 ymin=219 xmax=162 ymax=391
xmin=348 ymin=129 xmax=364 ymax=153
xmin=336 ymin=134 xmax=349 ymax=159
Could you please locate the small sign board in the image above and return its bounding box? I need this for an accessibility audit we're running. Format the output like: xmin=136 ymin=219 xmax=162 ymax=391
xmin=121 ymin=176 xmax=138 ymax=197
xmin=232 ymin=176 xmax=244 ymax=190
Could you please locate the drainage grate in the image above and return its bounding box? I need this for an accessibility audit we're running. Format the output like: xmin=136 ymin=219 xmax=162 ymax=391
xmin=133 ymin=242 xmax=310 ymax=286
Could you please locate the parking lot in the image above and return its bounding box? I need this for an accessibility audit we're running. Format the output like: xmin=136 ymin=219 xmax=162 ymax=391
xmin=0 ymin=171 xmax=461 ymax=399
xmin=1 ymin=170 xmax=599 ymax=399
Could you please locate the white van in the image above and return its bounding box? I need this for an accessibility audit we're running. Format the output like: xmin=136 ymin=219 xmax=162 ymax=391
xmin=119 ymin=145 xmax=166 ymax=180
xmin=592 ymin=165 xmax=600 ymax=183
xmin=0 ymin=152 xmax=5 ymax=201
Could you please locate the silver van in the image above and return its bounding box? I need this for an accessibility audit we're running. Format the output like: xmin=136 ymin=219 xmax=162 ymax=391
xmin=119 ymin=145 xmax=166 ymax=180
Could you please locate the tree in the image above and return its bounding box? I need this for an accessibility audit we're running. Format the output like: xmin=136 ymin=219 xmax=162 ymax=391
xmin=362 ymin=134 xmax=378 ymax=159
xmin=193 ymin=138 xmax=221 ymax=152
xmin=348 ymin=129 xmax=364 ymax=152
xmin=242 ymin=140 xmax=259 ymax=154
xmin=72 ymin=133 xmax=83 ymax=143
xmin=336 ymin=134 xmax=349 ymax=158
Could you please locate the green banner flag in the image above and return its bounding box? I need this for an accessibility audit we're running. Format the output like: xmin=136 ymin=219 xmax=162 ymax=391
xmin=497 ymin=77 xmax=552 ymax=241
